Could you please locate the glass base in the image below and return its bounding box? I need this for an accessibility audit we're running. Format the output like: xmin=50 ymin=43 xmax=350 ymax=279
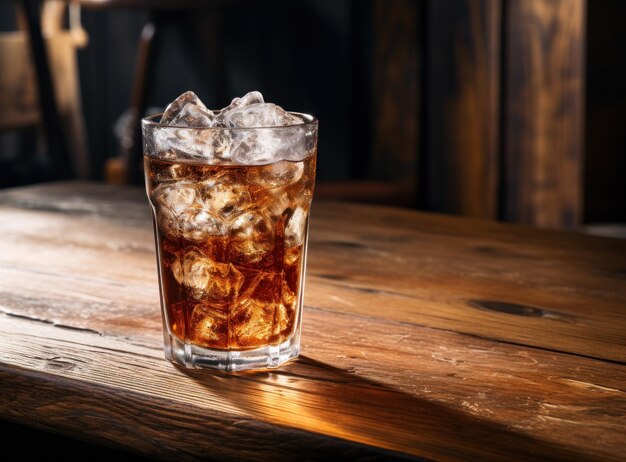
xmin=164 ymin=332 xmax=300 ymax=372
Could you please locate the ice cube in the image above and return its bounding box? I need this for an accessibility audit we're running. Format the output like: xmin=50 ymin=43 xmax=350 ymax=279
xmin=152 ymin=180 xmax=198 ymax=218
xmin=230 ymin=297 xmax=275 ymax=347
xmin=281 ymin=276 xmax=296 ymax=308
xmin=152 ymin=90 xmax=312 ymax=164
xmin=229 ymin=271 xmax=296 ymax=346
xmin=246 ymin=161 xmax=303 ymax=188
xmin=151 ymin=182 xmax=225 ymax=240
xmin=222 ymin=91 xmax=265 ymax=111
xmin=161 ymin=91 xmax=213 ymax=125
xmin=232 ymin=129 xmax=307 ymax=165
xmin=220 ymin=103 xmax=302 ymax=128
xmin=283 ymin=245 xmax=302 ymax=266
xmin=178 ymin=209 xmax=225 ymax=241
xmin=230 ymin=131 xmax=277 ymax=165
xmin=171 ymin=248 xmax=244 ymax=305
xmin=219 ymin=97 xmax=306 ymax=164
xmin=275 ymin=277 xmax=296 ymax=336
xmin=262 ymin=186 xmax=311 ymax=226
xmin=285 ymin=206 xmax=308 ymax=247
xmin=149 ymin=158 xmax=222 ymax=183
xmin=266 ymin=189 xmax=290 ymax=219
xmin=150 ymin=162 xmax=191 ymax=182
xmin=206 ymin=129 xmax=234 ymax=162
xmin=198 ymin=176 xmax=253 ymax=220
xmin=153 ymin=91 xmax=225 ymax=160
xmin=151 ymin=127 xmax=238 ymax=163
xmin=152 ymin=126 xmax=210 ymax=160
xmin=189 ymin=303 xmax=228 ymax=348
xmin=169 ymin=103 xmax=215 ymax=128
xmin=279 ymin=125 xmax=317 ymax=162
xmin=230 ymin=270 xmax=279 ymax=347
xmin=227 ymin=210 xmax=275 ymax=265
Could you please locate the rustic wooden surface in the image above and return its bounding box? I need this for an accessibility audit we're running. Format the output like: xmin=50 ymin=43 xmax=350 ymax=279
xmin=1 ymin=182 xmax=625 ymax=461
xmin=503 ymin=0 xmax=586 ymax=229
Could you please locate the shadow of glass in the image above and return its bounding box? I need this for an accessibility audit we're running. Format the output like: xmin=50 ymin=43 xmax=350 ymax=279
xmin=175 ymin=355 xmax=592 ymax=461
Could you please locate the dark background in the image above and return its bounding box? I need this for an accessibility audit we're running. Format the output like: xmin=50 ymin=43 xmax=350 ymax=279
xmin=75 ymin=1 xmax=357 ymax=182
xmin=0 ymin=0 xmax=624 ymax=225
xmin=585 ymin=0 xmax=626 ymax=223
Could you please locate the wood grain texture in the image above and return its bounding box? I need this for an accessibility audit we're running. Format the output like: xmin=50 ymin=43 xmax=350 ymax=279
xmin=504 ymin=0 xmax=586 ymax=229
xmin=0 ymin=182 xmax=625 ymax=461
xmin=425 ymin=0 xmax=501 ymax=219
xmin=371 ymin=0 xmax=419 ymax=201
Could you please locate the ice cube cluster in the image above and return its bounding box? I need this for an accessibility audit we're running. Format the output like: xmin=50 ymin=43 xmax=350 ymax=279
xmin=145 ymin=91 xmax=315 ymax=165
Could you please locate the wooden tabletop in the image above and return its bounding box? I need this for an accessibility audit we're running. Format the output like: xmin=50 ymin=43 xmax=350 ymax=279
xmin=1 ymin=182 xmax=625 ymax=461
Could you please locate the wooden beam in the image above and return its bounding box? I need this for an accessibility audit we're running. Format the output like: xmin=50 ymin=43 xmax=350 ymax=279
xmin=425 ymin=0 xmax=501 ymax=218
xmin=503 ymin=0 xmax=586 ymax=229
xmin=370 ymin=0 xmax=420 ymax=204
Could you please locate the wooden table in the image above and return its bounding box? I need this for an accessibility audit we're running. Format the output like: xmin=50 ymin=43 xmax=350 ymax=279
xmin=1 ymin=182 xmax=625 ymax=461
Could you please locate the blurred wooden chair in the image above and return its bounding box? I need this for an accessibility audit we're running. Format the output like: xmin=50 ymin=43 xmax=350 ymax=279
xmin=0 ymin=0 xmax=89 ymax=178
xmin=76 ymin=0 xmax=211 ymax=184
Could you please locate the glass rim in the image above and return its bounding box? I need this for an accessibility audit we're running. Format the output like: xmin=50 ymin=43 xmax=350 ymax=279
xmin=142 ymin=111 xmax=318 ymax=131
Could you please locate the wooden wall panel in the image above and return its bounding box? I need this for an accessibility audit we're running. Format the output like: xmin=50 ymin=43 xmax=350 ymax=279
xmin=371 ymin=0 xmax=420 ymax=203
xmin=425 ymin=0 xmax=501 ymax=218
xmin=503 ymin=0 xmax=586 ymax=229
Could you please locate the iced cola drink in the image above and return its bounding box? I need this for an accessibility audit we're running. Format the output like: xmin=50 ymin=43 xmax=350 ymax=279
xmin=143 ymin=91 xmax=317 ymax=371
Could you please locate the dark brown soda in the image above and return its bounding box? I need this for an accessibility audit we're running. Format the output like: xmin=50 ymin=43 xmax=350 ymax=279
xmin=145 ymin=153 xmax=315 ymax=350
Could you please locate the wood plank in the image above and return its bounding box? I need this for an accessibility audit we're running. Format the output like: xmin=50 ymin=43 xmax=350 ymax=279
xmin=306 ymin=203 xmax=626 ymax=363
xmin=0 ymin=182 xmax=625 ymax=460
xmin=503 ymin=0 xmax=586 ymax=229
xmin=1 ymin=304 xmax=625 ymax=461
xmin=424 ymin=0 xmax=501 ymax=218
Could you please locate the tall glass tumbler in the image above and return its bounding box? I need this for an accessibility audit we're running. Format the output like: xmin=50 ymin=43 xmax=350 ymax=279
xmin=143 ymin=113 xmax=317 ymax=371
